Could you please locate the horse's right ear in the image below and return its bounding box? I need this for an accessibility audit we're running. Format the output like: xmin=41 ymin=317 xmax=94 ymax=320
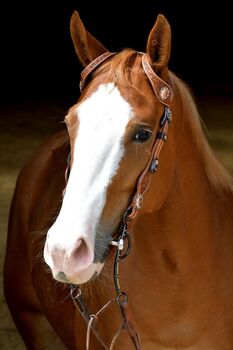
xmin=70 ymin=11 xmax=108 ymax=67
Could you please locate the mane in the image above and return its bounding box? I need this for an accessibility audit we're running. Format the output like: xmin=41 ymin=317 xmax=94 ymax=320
xmin=169 ymin=72 xmax=233 ymax=191
xmin=94 ymin=49 xmax=146 ymax=93
xmin=95 ymin=49 xmax=233 ymax=191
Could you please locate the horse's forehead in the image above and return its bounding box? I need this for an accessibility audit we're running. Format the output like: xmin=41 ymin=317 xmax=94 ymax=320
xmin=75 ymin=76 xmax=159 ymax=126
xmin=76 ymin=83 xmax=133 ymax=132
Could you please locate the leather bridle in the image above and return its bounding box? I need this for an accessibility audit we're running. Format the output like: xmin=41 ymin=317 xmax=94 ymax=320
xmin=69 ymin=51 xmax=173 ymax=349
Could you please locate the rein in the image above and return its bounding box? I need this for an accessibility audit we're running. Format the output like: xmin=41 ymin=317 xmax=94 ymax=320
xmin=68 ymin=51 xmax=173 ymax=349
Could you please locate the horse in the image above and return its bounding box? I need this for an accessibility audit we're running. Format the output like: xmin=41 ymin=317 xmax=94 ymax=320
xmin=4 ymin=9 xmax=233 ymax=350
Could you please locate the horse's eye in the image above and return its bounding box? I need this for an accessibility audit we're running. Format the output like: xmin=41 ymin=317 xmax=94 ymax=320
xmin=135 ymin=129 xmax=152 ymax=143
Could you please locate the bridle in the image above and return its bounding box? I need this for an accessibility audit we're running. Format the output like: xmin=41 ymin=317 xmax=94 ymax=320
xmin=68 ymin=51 xmax=173 ymax=349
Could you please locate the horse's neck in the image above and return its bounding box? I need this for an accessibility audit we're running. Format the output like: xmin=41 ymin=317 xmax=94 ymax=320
xmin=134 ymin=113 xmax=233 ymax=270
xmin=134 ymin=150 xmax=218 ymax=272
xmin=126 ymin=119 xmax=233 ymax=347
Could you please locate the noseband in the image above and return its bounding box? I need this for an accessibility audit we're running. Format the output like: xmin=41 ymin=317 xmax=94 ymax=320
xmin=69 ymin=52 xmax=173 ymax=349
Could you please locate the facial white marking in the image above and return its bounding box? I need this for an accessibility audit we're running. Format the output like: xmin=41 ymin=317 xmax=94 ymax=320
xmin=44 ymin=83 xmax=133 ymax=283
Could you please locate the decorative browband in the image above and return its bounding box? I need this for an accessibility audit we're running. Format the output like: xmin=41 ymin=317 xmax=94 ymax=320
xmin=79 ymin=51 xmax=173 ymax=107
xmin=79 ymin=52 xmax=116 ymax=92
xmin=141 ymin=55 xmax=173 ymax=107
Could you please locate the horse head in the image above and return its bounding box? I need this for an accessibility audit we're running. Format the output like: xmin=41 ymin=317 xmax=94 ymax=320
xmin=44 ymin=11 xmax=173 ymax=285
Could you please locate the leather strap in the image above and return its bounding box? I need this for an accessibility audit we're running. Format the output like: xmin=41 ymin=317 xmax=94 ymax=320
xmin=141 ymin=54 xmax=173 ymax=107
xmin=120 ymin=304 xmax=141 ymax=349
xmin=80 ymin=52 xmax=116 ymax=92
xmin=127 ymin=107 xmax=171 ymax=222
xmin=71 ymin=287 xmax=140 ymax=350
xmin=124 ymin=54 xmax=173 ymax=222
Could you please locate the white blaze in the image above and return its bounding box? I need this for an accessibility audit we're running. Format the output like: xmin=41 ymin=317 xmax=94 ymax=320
xmin=46 ymin=83 xmax=133 ymax=255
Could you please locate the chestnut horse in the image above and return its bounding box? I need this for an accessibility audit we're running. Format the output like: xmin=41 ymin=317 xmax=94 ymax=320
xmin=4 ymin=10 xmax=233 ymax=350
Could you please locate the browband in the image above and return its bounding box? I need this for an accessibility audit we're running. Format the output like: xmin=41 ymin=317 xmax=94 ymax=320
xmin=79 ymin=51 xmax=173 ymax=107
xmin=80 ymin=52 xmax=116 ymax=92
xmin=141 ymin=55 xmax=173 ymax=107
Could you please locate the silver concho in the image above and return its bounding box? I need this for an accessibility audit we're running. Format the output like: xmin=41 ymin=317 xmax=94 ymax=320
xmin=159 ymin=86 xmax=170 ymax=101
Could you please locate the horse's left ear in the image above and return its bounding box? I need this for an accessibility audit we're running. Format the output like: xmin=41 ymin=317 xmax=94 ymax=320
xmin=146 ymin=14 xmax=171 ymax=79
xmin=70 ymin=11 xmax=108 ymax=67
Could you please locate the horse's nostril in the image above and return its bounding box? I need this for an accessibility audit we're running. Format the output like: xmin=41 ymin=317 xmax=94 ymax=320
xmin=72 ymin=238 xmax=93 ymax=269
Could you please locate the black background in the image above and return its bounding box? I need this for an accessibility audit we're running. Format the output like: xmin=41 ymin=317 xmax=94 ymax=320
xmin=0 ymin=3 xmax=232 ymax=348
xmin=1 ymin=0 xmax=232 ymax=106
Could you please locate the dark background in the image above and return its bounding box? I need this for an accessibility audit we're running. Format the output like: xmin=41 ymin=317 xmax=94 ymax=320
xmin=0 ymin=0 xmax=232 ymax=108
xmin=0 ymin=3 xmax=232 ymax=348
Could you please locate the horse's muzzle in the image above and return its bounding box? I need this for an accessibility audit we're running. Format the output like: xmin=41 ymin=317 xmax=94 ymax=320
xmin=44 ymin=235 xmax=103 ymax=284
